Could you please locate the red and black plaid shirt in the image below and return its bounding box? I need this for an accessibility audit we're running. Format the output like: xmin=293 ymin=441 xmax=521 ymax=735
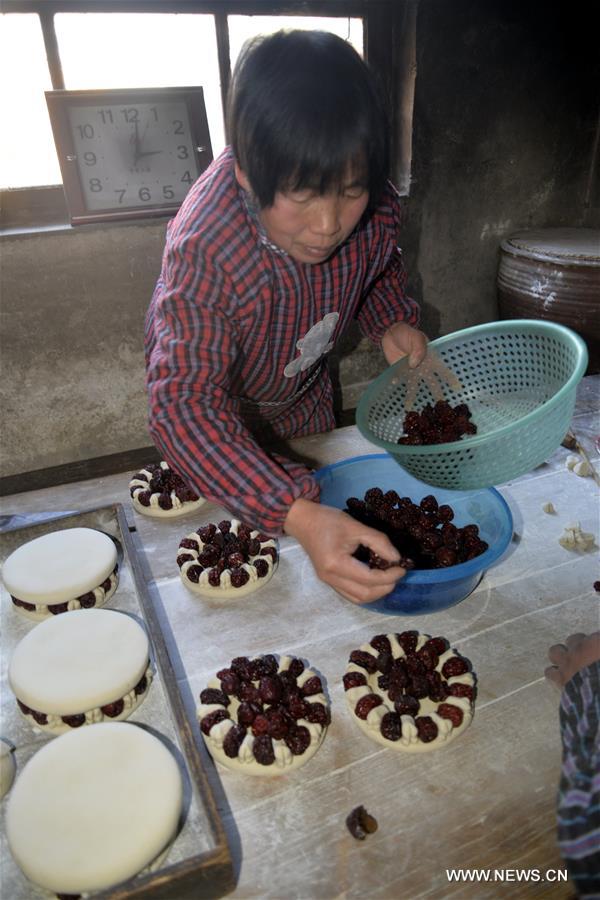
xmin=145 ymin=148 xmax=419 ymax=534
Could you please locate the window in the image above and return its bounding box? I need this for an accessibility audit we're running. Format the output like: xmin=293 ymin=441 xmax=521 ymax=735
xmin=0 ymin=2 xmax=408 ymax=228
xmin=0 ymin=14 xmax=57 ymax=188
xmin=55 ymin=13 xmax=225 ymax=154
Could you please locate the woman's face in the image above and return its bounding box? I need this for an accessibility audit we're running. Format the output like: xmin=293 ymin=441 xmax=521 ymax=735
xmin=236 ymin=164 xmax=369 ymax=265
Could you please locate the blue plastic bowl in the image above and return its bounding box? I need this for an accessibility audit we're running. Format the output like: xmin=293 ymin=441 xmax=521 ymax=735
xmin=314 ymin=453 xmax=513 ymax=615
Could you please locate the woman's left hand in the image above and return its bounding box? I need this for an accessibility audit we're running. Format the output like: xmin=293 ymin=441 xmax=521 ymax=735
xmin=381 ymin=322 xmax=428 ymax=367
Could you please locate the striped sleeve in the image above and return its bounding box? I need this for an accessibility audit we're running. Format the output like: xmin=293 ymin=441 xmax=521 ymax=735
xmin=356 ymin=245 xmax=420 ymax=343
xmin=145 ymin=238 xmax=319 ymax=535
xmin=557 ymin=661 xmax=600 ymax=898
xmin=355 ymin=182 xmax=420 ymax=343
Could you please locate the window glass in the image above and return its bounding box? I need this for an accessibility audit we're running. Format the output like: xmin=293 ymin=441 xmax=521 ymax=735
xmin=0 ymin=14 xmax=60 ymax=189
xmin=55 ymin=13 xmax=225 ymax=155
xmin=228 ymin=15 xmax=363 ymax=69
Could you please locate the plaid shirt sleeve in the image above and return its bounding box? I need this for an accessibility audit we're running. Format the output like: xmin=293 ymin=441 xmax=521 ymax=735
xmin=557 ymin=661 xmax=600 ymax=898
xmin=145 ymin=233 xmax=319 ymax=536
xmin=356 ymin=181 xmax=420 ymax=343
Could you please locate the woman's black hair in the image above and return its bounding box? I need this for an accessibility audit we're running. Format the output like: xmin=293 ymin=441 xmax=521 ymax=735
xmin=226 ymin=29 xmax=390 ymax=209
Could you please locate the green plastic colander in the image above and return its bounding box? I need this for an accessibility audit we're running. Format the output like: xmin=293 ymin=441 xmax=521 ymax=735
xmin=356 ymin=319 xmax=589 ymax=490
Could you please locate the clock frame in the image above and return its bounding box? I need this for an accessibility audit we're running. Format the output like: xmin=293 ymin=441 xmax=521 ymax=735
xmin=45 ymin=86 xmax=213 ymax=226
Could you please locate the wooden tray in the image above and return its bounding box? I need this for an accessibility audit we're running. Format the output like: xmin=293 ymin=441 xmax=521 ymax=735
xmin=0 ymin=503 xmax=234 ymax=900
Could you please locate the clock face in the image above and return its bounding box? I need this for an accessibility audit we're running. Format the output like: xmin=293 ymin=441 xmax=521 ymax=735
xmin=67 ymin=100 xmax=201 ymax=212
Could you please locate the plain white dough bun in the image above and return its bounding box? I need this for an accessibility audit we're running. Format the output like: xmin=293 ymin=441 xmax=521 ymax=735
xmin=9 ymin=609 xmax=150 ymax=732
xmin=6 ymin=722 xmax=183 ymax=894
xmin=2 ymin=527 xmax=117 ymax=605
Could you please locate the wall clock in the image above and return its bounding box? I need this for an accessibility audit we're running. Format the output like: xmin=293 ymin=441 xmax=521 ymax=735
xmin=45 ymin=86 xmax=213 ymax=225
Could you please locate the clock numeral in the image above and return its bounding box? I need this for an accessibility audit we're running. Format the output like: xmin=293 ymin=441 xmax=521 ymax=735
xmin=115 ymin=189 xmax=126 ymax=204
xmin=99 ymin=109 xmax=114 ymax=125
xmin=173 ymin=119 xmax=185 ymax=135
xmin=149 ymin=106 xmax=159 ymax=122
xmin=181 ymin=171 xmax=193 ymax=185
xmin=121 ymin=107 xmax=139 ymax=124
xmin=176 ymin=145 xmax=189 ymax=160
xmin=162 ymin=185 xmax=175 ymax=200
xmin=77 ymin=123 xmax=94 ymax=140
xmin=139 ymin=187 xmax=151 ymax=202
xmin=83 ymin=151 xmax=97 ymax=166
xmin=89 ymin=178 xmax=103 ymax=193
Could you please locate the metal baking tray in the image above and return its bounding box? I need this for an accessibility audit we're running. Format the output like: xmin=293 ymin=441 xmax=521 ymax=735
xmin=0 ymin=503 xmax=234 ymax=900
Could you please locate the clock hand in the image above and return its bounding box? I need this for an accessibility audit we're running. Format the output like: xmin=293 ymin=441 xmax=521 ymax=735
xmin=131 ymin=121 xmax=142 ymax=165
xmin=136 ymin=149 xmax=164 ymax=158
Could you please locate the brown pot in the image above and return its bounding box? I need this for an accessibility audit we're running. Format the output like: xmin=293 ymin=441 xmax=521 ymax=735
xmin=497 ymin=228 xmax=600 ymax=374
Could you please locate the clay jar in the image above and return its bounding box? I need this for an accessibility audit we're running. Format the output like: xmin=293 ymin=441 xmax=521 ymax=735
xmin=497 ymin=228 xmax=600 ymax=374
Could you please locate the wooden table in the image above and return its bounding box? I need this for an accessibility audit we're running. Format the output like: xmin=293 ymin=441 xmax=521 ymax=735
xmin=2 ymin=376 xmax=598 ymax=899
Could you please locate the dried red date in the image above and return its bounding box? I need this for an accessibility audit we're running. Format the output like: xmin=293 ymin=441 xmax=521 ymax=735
xmin=251 ymin=714 xmax=270 ymax=737
xmin=61 ymin=714 xmax=86 ymax=728
xmin=423 ymin=636 xmax=447 ymax=655
xmin=343 ymin=671 xmax=367 ymax=690
xmin=258 ymin=675 xmax=282 ymax=705
xmin=447 ymin=682 xmax=475 ymax=701
xmin=301 ymin=675 xmax=323 ymax=696
xmin=370 ymin=634 xmax=392 ymax=654
xmin=397 ymin=631 xmax=419 ymax=654
xmin=231 ymin=657 xmax=254 ymax=682
xmin=200 ymin=709 xmax=229 ymax=735
xmin=266 ymin=707 xmax=290 ymax=740
xmin=237 ymin=701 xmax=261 ymax=726
xmin=217 ymin=669 xmax=241 ymax=695
xmin=304 ymin=702 xmax=330 ymax=726
xmin=380 ymin=711 xmax=402 ymax=741
xmin=442 ymin=656 xmax=470 ymax=678
xmin=393 ymin=694 xmax=420 ymax=717
xmin=287 ymin=694 xmax=309 ymax=720
xmin=223 ymin=724 xmax=247 ymax=758
xmin=437 ymin=703 xmax=464 ymax=727
xmin=415 ymin=716 xmax=438 ymax=743
xmin=285 ymin=725 xmax=311 ymax=755
xmin=417 ymin=645 xmax=439 ymax=671
xmin=199 ymin=688 xmax=229 ymax=707
xmin=101 ymin=700 xmax=124 ymax=718
xmin=349 ymin=650 xmax=378 ymax=673
xmin=253 ymin=735 xmax=275 ymax=766
xmin=354 ymin=694 xmax=383 ymax=720
xmin=346 ymin=805 xmax=378 ymax=840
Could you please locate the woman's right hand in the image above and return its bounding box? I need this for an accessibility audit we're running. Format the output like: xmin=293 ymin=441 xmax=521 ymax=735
xmin=283 ymin=498 xmax=405 ymax=604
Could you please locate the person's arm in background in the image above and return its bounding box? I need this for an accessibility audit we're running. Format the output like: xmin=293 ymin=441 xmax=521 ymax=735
xmin=357 ymin=242 xmax=428 ymax=367
xmin=545 ymin=633 xmax=600 ymax=898
xmin=355 ymin=184 xmax=428 ymax=367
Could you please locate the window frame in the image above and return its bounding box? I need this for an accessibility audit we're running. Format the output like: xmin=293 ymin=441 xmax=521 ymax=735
xmin=1 ymin=0 xmax=410 ymax=229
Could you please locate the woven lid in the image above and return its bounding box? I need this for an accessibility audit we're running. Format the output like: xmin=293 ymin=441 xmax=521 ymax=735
xmin=500 ymin=228 xmax=600 ymax=266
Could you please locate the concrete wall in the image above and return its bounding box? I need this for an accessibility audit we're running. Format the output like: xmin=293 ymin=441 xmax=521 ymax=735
xmin=407 ymin=0 xmax=599 ymax=341
xmin=1 ymin=222 xmax=167 ymax=476
xmin=2 ymin=0 xmax=598 ymax=479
